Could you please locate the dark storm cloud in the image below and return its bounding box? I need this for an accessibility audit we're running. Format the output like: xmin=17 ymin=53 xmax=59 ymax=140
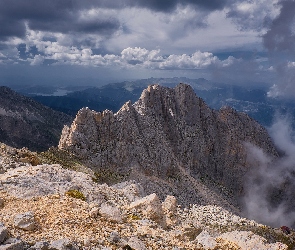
xmin=0 ymin=17 xmax=26 ymax=40
xmin=0 ymin=0 xmax=120 ymax=40
xmin=263 ymin=0 xmax=295 ymax=53
xmin=0 ymin=0 xmax=235 ymax=41
xmin=132 ymin=0 xmax=230 ymax=12
xmin=77 ymin=0 xmax=231 ymax=12
xmin=29 ymin=16 xmax=120 ymax=36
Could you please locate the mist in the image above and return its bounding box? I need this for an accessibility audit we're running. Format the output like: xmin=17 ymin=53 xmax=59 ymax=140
xmin=243 ymin=115 xmax=295 ymax=228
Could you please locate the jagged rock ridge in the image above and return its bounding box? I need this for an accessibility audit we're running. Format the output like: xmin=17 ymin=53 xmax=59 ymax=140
xmin=59 ymin=83 xmax=278 ymax=209
xmin=0 ymin=86 xmax=73 ymax=151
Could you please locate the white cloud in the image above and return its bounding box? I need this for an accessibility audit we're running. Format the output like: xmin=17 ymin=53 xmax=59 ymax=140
xmin=158 ymin=51 xmax=220 ymax=69
xmin=30 ymin=54 xmax=44 ymax=66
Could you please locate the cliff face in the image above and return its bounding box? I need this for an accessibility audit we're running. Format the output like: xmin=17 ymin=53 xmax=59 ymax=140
xmin=59 ymin=84 xmax=278 ymax=208
xmin=0 ymin=86 xmax=73 ymax=151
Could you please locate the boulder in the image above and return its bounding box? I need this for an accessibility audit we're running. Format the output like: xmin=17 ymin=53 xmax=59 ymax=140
xmin=0 ymin=237 xmax=24 ymax=250
xmin=28 ymin=241 xmax=50 ymax=250
xmin=195 ymin=230 xmax=217 ymax=249
xmin=127 ymin=237 xmax=147 ymax=250
xmin=99 ymin=203 xmax=123 ymax=223
xmin=162 ymin=196 xmax=178 ymax=226
xmin=129 ymin=193 xmax=164 ymax=226
xmin=14 ymin=211 xmax=36 ymax=231
xmin=0 ymin=223 xmax=9 ymax=244
xmin=49 ymin=238 xmax=79 ymax=250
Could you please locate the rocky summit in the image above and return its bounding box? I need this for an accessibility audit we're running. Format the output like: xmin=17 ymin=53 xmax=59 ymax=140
xmin=58 ymin=83 xmax=278 ymax=211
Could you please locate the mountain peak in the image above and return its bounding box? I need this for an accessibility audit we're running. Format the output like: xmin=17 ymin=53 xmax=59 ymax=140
xmin=59 ymin=83 xmax=278 ymax=210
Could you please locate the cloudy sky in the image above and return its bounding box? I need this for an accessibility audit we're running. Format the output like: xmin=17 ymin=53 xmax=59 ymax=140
xmin=0 ymin=0 xmax=295 ymax=97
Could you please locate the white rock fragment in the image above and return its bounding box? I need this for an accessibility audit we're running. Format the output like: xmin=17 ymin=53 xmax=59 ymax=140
xmin=99 ymin=203 xmax=123 ymax=223
xmin=162 ymin=195 xmax=178 ymax=226
xmin=127 ymin=236 xmax=147 ymax=250
xmin=195 ymin=230 xmax=217 ymax=249
xmin=129 ymin=193 xmax=164 ymax=226
xmin=14 ymin=211 xmax=36 ymax=231
xmin=113 ymin=181 xmax=145 ymax=202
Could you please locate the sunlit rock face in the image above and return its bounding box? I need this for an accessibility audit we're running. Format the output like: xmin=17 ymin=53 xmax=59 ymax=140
xmin=59 ymin=83 xmax=278 ymax=209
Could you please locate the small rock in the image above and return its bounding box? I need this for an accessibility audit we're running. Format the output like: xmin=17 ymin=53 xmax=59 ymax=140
xmin=162 ymin=196 xmax=178 ymax=226
xmin=183 ymin=225 xmax=202 ymax=241
xmin=0 ymin=198 xmax=4 ymax=208
xmin=14 ymin=211 xmax=36 ymax=231
xmin=49 ymin=238 xmax=79 ymax=250
xmin=108 ymin=231 xmax=120 ymax=244
xmin=1 ymin=237 xmax=24 ymax=250
xmin=162 ymin=195 xmax=177 ymax=214
xmin=113 ymin=181 xmax=145 ymax=202
xmin=29 ymin=241 xmax=50 ymax=250
xmin=89 ymin=207 xmax=99 ymax=218
xmin=83 ymin=237 xmax=91 ymax=247
xmin=129 ymin=193 xmax=164 ymax=226
xmin=99 ymin=203 xmax=123 ymax=223
xmin=195 ymin=230 xmax=217 ymax=249
xmin=0 ymin=223 xmax=9 ymax=244
xmin=127 ymin=237 xmax=147 ymax=250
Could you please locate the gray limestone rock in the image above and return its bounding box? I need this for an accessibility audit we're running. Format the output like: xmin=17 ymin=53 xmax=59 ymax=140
xmin=28 ymin=241 xmax=50 ymax=250
xmin=108 ymin=231 xmax=120 ymax=244
xmin=0 ymin=238 xmax=24 ymax=250
xmin=49 ymin=239 xmax=78 ymax=250
xmin=99 ymin=203 xmax=123 ymax=223
xmin=0 ymin=223 xmax=9 ymax=244
xmin=14 ymin=211 xmax=36 ymax=231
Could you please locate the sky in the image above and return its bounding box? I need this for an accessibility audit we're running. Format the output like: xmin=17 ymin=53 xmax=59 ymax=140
xmin=0 ymin=0 xmax=295 ymax=98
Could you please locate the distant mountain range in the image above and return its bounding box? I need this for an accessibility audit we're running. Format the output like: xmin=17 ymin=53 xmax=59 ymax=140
xmin=14 ymin=77 xmax=295 ymax=128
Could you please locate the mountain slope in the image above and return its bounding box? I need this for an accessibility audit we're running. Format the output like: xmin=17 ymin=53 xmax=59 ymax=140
xmin=58 ymin=83 xmax=278 ymax=211
xmin=0 ymin=86 xmax=73 ymax=151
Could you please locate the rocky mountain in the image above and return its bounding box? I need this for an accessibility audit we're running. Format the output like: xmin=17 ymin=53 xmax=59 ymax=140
xmin=58 ymin=83 xmax=278 ymax=212
xmin=0 ymin=83 xmax=294 ymax=249
xmin=0 ymin=143 xmax=293 ymax=249
xmin=0 ymin=86 xmax=73 ymax=151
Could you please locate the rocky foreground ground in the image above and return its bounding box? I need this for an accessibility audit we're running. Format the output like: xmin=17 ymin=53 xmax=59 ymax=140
xmin=0 ymin=143 xmax=294 ymax=249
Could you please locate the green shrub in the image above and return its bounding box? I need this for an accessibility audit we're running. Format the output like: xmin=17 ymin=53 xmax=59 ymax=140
xmin=65 ymin=189 xmax=86 ymax=201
